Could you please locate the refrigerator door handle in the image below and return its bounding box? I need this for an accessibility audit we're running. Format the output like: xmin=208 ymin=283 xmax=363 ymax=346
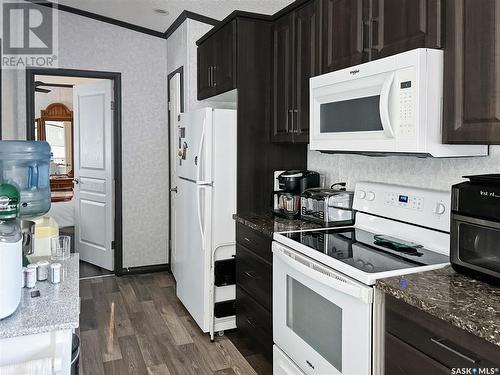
xmin=196 ymin=184 xmax=206 ymax=246
xmin=196 ymin=117 xmax=206 ymax=183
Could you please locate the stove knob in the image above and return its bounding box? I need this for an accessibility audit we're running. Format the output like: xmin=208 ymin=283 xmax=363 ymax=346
xmin=357 ymin=190 xmax=366 ymax=199
xmin=434 ymin=202 xmax=446 ymax=215
xmin=367 ymin=191 xmax=376 ymax=201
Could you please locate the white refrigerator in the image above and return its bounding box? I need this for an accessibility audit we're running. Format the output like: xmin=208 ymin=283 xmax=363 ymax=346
xmin=173 ymin=108 xmax=237 ymax=338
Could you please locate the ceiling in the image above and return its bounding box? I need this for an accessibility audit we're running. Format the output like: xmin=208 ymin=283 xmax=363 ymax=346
xmin=34 ymin=75 xmax=102 ymax=85
xmin=56 ymin=0 xmax=295 ymax=33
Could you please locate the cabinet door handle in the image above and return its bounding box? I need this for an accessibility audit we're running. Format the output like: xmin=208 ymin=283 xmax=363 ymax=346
xmin=292 ymin=109 xmax=299 ymax=134
xmin=244 ymin=271 xmax=257 ymax=279
xmin=213 ymin=66 xmax=217 ymax=87
xmin=285 ymin=110 xmax=290 ymax=133
xmin=430 ymin=338 xmax=478 ymax=364
xmin=208 ymin=66 xmax=212 ymax=87
xmin=287 ymin=109 xmax=293 ymax=133
xmin=246 ymin=317 xmax=255 ymax=327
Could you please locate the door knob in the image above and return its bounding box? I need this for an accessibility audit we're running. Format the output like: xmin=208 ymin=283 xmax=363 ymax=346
xmin=170 ymin=187 xmax=178 ymax=193
xmin=73 ymin=178 xmax=79 ymax=185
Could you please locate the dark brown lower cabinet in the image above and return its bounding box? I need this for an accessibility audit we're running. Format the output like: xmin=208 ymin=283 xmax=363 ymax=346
xmin=235 ymin=287 xmax=273 ymax=360
xmin=385 ymin=295 xmax=500 ymax=374
xmin=236 ymin=244 xmax=272 ymax=312
xmin=234 ymin=223 xmax=273 ymax=361
xmin=385 ymin=333 xmax=450 ymax=375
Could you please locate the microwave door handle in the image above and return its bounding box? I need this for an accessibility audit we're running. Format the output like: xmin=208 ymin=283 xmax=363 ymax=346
xmin=273 ymin=247 xmax=372 ymax=304
xmin=380 ymin=73 xmax=395 ymax=138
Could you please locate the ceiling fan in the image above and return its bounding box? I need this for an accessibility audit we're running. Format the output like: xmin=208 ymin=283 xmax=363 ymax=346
xmin=34 ymin=81 xmax=51 ymax=93
xmin=34 ymin=81 xmax=74 ymax=94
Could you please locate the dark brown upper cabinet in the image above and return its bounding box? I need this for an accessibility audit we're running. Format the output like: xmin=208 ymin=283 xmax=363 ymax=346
xmin=198 ymin=35 xmax=217 ymax=99
xmin=443 ymin=0 xmax=500 ymax=144
xmin=320 ymin=0 xmax=366 ymax=73
xmin=295 ymin=1 xmax=321 ymax=142
xmin=197 ymin=21 xmax=237 ymax=100
xmin=371 ymin=0 xmax=443 ymax=60
xmin=272 ymin=14 xmax=294 ymax=142
xmin=272 ymin=0 xmax=320 ymax=143
xmin=319 ymin=0 xmax=442 ymax=72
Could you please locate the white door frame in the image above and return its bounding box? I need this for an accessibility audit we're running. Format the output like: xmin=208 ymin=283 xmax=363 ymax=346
xmin=167 ymin=66 xmax=184 ymax=267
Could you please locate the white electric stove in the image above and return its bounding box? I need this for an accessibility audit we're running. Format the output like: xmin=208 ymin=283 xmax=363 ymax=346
xmin=272 ymin=181 xmax=451 ymax=375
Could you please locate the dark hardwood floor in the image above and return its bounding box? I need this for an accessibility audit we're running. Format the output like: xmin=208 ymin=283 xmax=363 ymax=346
xmin=79 ymin=273 xmax=264 ymax=375
xmin=79 ymin=260 xmax=114 ymax=279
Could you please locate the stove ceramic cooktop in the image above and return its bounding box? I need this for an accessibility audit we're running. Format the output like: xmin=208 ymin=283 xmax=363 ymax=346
xmin=277 ymin=227 xmax=450 ymax=284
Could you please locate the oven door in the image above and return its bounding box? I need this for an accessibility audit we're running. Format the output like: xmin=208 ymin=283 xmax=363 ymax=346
xmin=273 ymin=242 xmax=373 ymax=375
xmin=451 ymin=214 xmax=500 ymax=279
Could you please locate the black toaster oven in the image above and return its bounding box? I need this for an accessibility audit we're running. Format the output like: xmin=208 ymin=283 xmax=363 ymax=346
xmin=450 ymin=175 xmax=500 ymax=284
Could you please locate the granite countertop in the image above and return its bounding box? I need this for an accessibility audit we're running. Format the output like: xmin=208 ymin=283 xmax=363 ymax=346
xmin=233 ymin=212 xmax=323 ymax=237
xmin=376 ymin=266 xmax=500 ymax=348
xmin=0 ymin=254 xmax=80 ymax=339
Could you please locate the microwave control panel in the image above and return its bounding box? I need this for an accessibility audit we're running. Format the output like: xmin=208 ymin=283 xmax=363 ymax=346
xmin=396 ymin=68 xmax=415 ymax=137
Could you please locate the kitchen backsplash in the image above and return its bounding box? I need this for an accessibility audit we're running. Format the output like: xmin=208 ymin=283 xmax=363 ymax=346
xmin=308 ymin=146 xmax=500 ymax=192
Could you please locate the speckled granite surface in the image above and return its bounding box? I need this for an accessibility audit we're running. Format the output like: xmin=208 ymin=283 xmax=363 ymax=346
xmin=377 ymin=266 xmax=500 ymax=348
xmin=233 ymin=213 xmax=323 ymax=237
xmin=0 ymin=254 xmax=80 ymax=339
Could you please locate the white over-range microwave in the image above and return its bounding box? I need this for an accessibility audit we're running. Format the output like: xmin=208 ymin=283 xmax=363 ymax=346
xmin=309 ymin=48 xmax=488 ymax=157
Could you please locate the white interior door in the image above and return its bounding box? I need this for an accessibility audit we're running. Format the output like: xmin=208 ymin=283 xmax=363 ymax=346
xmin=169 ymin=73 xmax=182 ymax=276
xmin=73 ymin=80 xmax=114 ymax=271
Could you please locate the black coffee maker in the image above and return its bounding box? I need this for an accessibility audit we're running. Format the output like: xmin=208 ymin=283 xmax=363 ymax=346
xmin=272 ymin=170 xmax=320 ymax=219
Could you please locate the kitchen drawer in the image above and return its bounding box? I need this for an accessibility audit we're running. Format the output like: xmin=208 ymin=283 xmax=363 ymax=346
xmin=236 ymin=286 xmax=273 ymax=360
xmin=236 ymin=223 xmax=272 ymax=263
xmin=274 ymin=346 xmax=305 ymax=375
xmin=386 ymin=295 xmax=500 ymax=369
xmin=236 ymin=243 xmax=272 ymax=311
xmin=385 ymin=333 xmax=449 ymax=375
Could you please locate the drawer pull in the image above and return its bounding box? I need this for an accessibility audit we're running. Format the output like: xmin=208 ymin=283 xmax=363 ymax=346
xmin=430 ymin=338 xmax=478 ymax=364
xmin=246 ymin=317 xmax=255 ymax=327
xmin=243 ymin=237 xmax=251 ymax=243
xmin=244 ymin=271 xmax=258 ymax=279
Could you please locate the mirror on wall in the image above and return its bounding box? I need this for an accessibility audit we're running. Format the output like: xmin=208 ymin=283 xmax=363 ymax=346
xmin=35 ymin=102 xmax=74 ymax=178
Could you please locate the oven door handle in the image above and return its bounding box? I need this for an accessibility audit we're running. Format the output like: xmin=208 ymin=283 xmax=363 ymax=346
xmin=379 ymin=72 xmax=395 ymax=138
xmin=274 ymin=247 xmax=373 ymax=304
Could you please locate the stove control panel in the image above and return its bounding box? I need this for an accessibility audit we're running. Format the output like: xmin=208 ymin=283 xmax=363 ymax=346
xmin=353 ymin=182 xmax=451 ymax=233
xmin=384 ymin=192 xmax=423 ymax=211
